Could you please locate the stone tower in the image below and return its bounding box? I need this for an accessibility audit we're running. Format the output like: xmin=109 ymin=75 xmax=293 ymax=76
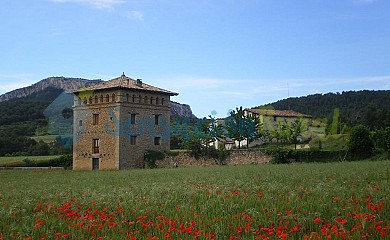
xmin=72 ymin=73 xmax=178 ymax=170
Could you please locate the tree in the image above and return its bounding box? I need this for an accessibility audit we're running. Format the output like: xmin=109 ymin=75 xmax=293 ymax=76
xmin=225 ymin=107 xmax=263 ymax=149
xmin=289 ymin=118 xmax=303 ymax=149
xmin=348 ymin=125 xmax=374 ymax=158
xmin=225 ymin=107 xmax=246 ymax=149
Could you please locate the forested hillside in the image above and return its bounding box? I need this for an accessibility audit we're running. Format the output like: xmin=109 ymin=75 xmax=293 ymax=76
xmin=259 ymin=90 xmax=390 ymax=129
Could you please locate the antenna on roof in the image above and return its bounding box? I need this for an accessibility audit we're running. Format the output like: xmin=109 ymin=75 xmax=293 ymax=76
xmin=121 ymin=72 xmax=126 ymax=77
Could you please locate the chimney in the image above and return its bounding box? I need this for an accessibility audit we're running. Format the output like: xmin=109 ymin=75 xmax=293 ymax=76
xmin=136 ymin=79 xmax=142 ymax=87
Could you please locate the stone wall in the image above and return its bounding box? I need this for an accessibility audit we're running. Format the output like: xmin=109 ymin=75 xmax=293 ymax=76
xmin=157 ymin=149 xmax=271 ymax=168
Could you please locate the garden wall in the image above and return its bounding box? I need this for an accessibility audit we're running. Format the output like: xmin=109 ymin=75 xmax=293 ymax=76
xmin=157 ymin=149 xmax=271 ymax=168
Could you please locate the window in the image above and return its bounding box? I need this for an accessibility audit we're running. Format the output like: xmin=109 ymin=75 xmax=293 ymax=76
xmin=156 ymin=97 xmax=160 ymax=105
xmin=130 ymin=136 xmax=137 ymax=145
xmin=154 ymin=137 xmax=161 ymax=145
xmin=112 ymin=93 xmax=116 ymax=102
xmin=139 ymin=95 xmax=142 ymax=103
xmin=126 ymin=94 xmax=129 ymax=102
xmin=79 ymin=120 xmax=82 ymax=126
xmin=150 ymin=97 xmax=154 ymax=104
xmin=273 ymin=116 xmax=277 ymax=122
xmin=144 ymin=96 xmax=148 ymax=104
xmin=89 ymin=96 xmax=92 ymax=104
xmin=161 ymin=98 xmax=165 ymax=105
xmin=93 ymin=139 xmax=99 ymax=154
xmin=130 ymin=114 xmax=136 ymax=124
xmin=154 ymin=114 xmax=160 ymax=125
xmin=93 ymin=114 xmax=99 ymax=125
xmin=94 ymin=95 xmax=98 ymax=104
xmin=106 ymin=94 xmax=109 ymax=102
xmin=132 ymin=94 xmax=135 ymax=102
xmin=100 ymin=95 xmax=103 ymax=103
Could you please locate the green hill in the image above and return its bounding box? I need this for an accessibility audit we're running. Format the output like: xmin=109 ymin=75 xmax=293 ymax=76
xmin=258 ymin=90 xmax=390 ymax=129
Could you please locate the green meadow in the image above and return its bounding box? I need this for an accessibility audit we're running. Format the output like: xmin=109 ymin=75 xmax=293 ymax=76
xmin=0 ymin=161 xmax=389 ymax=239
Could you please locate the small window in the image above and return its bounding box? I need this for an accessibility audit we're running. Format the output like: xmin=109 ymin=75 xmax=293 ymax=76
xmin=144 ymin=96 xmax=148 ymax=104
xmin=150 ymin=97 xmax=154 ymax=105
xmin=130 ymin=114 xmax=136 ymax=124
xmin=79 ymin=120 xmax=82 ymax=126
xmin=93 ymin=139 xmax=99 ymax=154
xmin=132 ymin=95 xmax=135 ymax=102
xmin=100 ymin=95 xmax=103 ymax=103
xmin=112 ymin=93 xmax=116 ymax=102
xmin=106 ymin=94 xmax=109 ymax=102
xmin=161 ymin=98 xmax=165 ymax=105
xmin=154 ymin=137 xmax=161 ymax=145
xmin=93 ymin=114 xmax=99 ymax=125
xmin=94 ymin=95 xmax=98 ymax=104
xmin=89 ymin=96 xmax=93 ymax=104
xmin=154 ymin=115 xmax=160 ymax=125
xmin=130 ymin=136 xmax=137 ymax=145
xmin=156 ymin=97 xmax=160 ymax=105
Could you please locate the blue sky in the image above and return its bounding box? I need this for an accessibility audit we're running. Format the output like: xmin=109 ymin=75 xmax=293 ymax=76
xmin=1 ymin=0 xmax=389 ymax=117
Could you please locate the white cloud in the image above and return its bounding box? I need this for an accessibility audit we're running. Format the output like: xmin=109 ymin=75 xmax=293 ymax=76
xmin=49 ymin=0 xmax=126 ymax=10
xmin=126 ymin=10 xmax=144 ymax=22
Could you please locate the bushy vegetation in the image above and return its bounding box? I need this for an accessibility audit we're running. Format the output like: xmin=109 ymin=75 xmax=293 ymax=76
xmin=0 ymin=161 xmax=388 ymax=239
xmin=0 ymin=154 xmax=72 ymax=169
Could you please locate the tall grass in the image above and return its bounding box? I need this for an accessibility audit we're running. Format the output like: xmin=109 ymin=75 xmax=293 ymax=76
xmin=0 ymin=161 xmax=388 ymax=239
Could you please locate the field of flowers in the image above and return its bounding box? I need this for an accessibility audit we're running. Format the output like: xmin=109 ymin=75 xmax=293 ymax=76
xmin=0 ymin=160 xmax=388 ymax=239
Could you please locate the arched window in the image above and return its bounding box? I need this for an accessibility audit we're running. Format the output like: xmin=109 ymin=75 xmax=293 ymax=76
xmin=100 ymin=95 xmax=103 ymax=103
xmin=156 ymin=97 xmax=160 ymax=105
xmin=106 ymin=94 xmax=109 ymax=102
xmin=89 ymin=96 xmax=93 ymax=104
xmin=144 ymin=96 xmax=148 ymax=104
xmin=112 ymin=93 xmax=116 ymax=102
xmin=150 ymin=97 xmax=154 ymax=105
xmin=94 ymin=95 xmax=98 ymax=104
xmin=132 ymin=94 xmax=135 ymax=103
xmin=161 ymin=98 xmax=165 ymax=105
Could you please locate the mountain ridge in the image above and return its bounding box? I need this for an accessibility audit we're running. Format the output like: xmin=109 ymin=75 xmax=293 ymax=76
xmin=0 ymin=77 xmax=196 ymax=118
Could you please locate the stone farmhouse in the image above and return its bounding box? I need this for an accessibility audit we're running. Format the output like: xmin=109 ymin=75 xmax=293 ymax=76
xmin=72 ymin=73 xmax=178 ymax=170
xmin=244 ymin=109 xmax=313 ymax=132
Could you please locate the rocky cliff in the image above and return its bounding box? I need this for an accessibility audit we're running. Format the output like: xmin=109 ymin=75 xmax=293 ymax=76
xmin=0 ymin=77 xmax=102 ymax=102
xmin=170 ymin=101 xmax=196 ymax=118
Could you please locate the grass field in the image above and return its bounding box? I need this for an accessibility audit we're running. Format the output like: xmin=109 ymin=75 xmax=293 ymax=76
xmin=0 ymin=155 xmax=62 ymax=165
xmin=0 ymin=161 xmax=389 ymax=239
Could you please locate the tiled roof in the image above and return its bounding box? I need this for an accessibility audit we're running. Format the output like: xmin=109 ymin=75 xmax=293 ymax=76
xmin=246 ymin=108 xmax=311 ymax=118
xmin=75 ymin=73 xmax=178 ymax=96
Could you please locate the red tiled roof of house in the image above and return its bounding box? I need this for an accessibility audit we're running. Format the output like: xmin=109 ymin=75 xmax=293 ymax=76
xmin=75 ymin=73 xmax=178 ymax=96
xmin=246 ymin=108 xmax=311 ymax=118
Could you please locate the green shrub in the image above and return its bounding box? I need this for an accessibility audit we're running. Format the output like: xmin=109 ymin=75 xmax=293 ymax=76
xmin=348 ymin=125 xmax=374 ymax=159
xmin=265 ymin=148 xmax=346 ymax=164
xmin=144 ymin=150 xmax=165 ymax=169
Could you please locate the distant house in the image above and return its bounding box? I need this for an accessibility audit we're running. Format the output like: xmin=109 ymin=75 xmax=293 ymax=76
xmin=72 ymin=73 xmax=178 ymax=170
xmin=244 ymin=109 xmax=312 ymax=132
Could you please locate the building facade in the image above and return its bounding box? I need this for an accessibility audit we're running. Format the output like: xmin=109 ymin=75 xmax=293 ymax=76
xmin=72 ymin=73 xmax=178 ymax=170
